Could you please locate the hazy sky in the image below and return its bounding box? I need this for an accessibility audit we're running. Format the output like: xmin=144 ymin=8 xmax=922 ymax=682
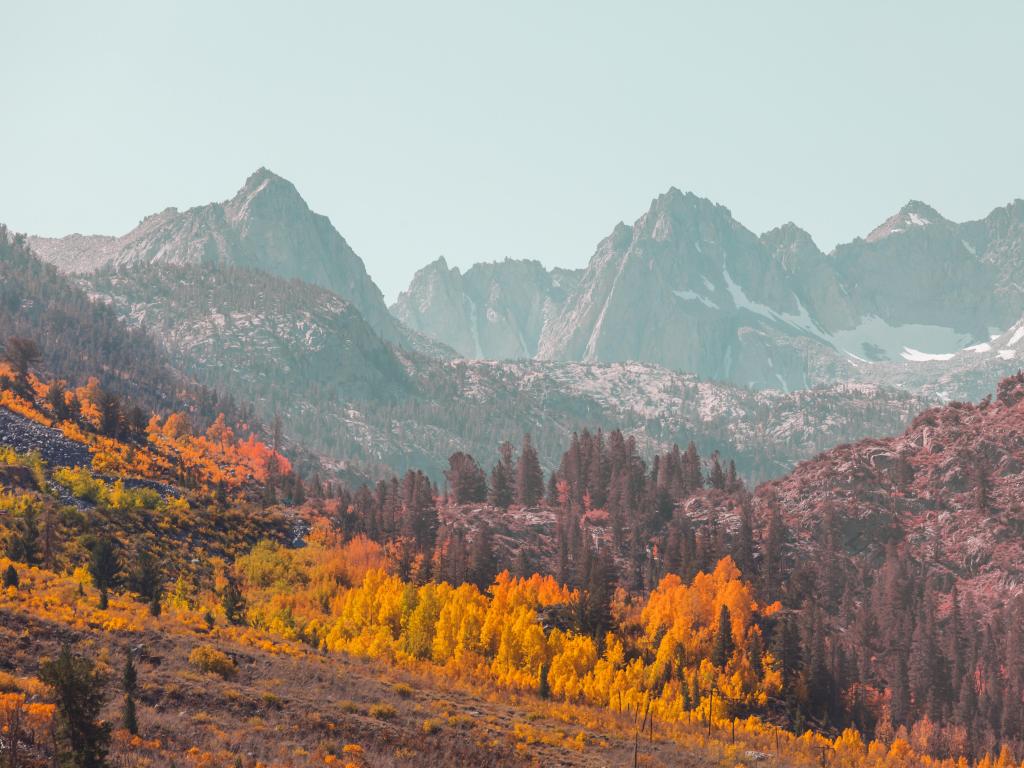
xmin=3 ymin=2 xmax=1023 ymax=301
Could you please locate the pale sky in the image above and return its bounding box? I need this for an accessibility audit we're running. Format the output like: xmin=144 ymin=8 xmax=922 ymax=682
xmin=2 ymin=1 xmax=1022 ymax=301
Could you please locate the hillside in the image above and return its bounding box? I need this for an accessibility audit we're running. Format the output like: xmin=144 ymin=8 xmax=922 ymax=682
xmin=3 ymin=350 xmax=1024 ymax=766
xmin=74 ymin=259 xmax=924 ymax=481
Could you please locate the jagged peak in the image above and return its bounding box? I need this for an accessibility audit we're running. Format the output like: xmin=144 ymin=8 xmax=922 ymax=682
xmin=231 ymin=167 xmax=303 ymax=207
xmin=761 ymin=221 xmax=819 ymax=248
xmin=865 ymin=200 xmax=945 ymax=242
xmin=414 ymin=255 xmax=460 ymax=280
xmin=241 ymin=166 xmax=287 ymax=189
xmin=898 ymin=199 xmax=944 ymax=223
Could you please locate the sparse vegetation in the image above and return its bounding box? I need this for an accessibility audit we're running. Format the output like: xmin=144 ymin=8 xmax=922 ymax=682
xmin=188 ymin=645 xmax=237 ymax=680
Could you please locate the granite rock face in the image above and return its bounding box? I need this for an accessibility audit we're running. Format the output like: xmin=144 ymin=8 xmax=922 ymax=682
xmin=391 ymin=256 xmax=581 ymax=359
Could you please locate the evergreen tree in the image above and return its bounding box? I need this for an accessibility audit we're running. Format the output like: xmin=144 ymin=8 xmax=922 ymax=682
xmin=515 ymin=433 xmax=544 ymax=507
xmin=711 ymin=604 xmax=734 ymax=667
xmin=401 ymin=469 xmax=438 ymax=554
xmin=584 ymin=547 xmax=617 ymax=638
xmin=96 ymin=389 xmax=122 ymax=438
xmin=708 ymin=452 xmax=726 ymax=490
xmin=545 ymin=470 xmax=559 ymax=507
xmin=47 ymin=379 xmax=71 ymax=420
xmin=87 ymin=537 xmax=120 ymax=609
xmin=3 ymin=563 xmax=18 ymax=588
xmin=39 ymin=645 xmax=111 ymax=768
xmin=538 ymin=660 xmax=551 ymax=699
xmin=684 ymin=442 xmax=704 ymax=492
xmin=126 ymin=549 xmax=162 ymax=605
xmin=771 ymin=613 xmax=802 ymax=692
xmin=488 ymin=441 xmax=515 ymax=509
xmin=467 ymin=523 xmax=498 ymax=591
xmin=445 ymin=452 xmax=488 ymax=504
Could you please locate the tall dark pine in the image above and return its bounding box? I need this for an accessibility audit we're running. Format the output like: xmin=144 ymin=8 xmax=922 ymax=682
xmin=711 ymin=604 xmax=734 ymax=668
xmin=708 ymin=452 xmax=726 ymax=490
xmin=515 ymin=434 xmax=544 ymax=507
xmin=684 ymin=442 xmax=703 ymax=492
xmin=39 ymin=645 xmax=111 ymax=768
xmin=402 ymin=469 xmax=438 ymax=554
xmin=468 ymin=523 xmax=498 ymax=592
xmin=445 ymin=451 xmax=487 ymax=504
xmin=488 ymin=441 xmax=515 ymax=509
xmin=88 ymin=537 xmax=120 ymax=609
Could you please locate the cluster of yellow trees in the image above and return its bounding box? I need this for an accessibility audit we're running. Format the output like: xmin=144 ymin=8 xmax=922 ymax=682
xmin=235 ymin=525 xmax=779 ymax=724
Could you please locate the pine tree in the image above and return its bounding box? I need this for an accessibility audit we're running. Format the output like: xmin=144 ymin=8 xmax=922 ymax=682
xmin=584 ymin=547 xmax=617 ymax=638
xmin=711 ymin=604 xmax=734 ymax=668
xmin=2 ymin=563 xmax=18 ymax=588
xmin=546 ymin=471 xmax=559 ymax=506
xmin=88 ymin=536 xmax=120 ymax=609
xmin=488 ymin=442 xmax=515 ymax=509
xmin=39 ymin=645 xmax=111 ymax=768
xmin=733 ymin=495 xmax=755 ymax=577
xmin=468 ymin=523 xmax=497 ymax=591
xmin=515 ymin=434 xmax=544 ymax=507
xmin=708 ymin=452 xmax=725 ymax=490
xmin=126 ymin=548 xmax=162 ymax=605
xmin=771 ymin=613 xmax=802 ymax=693
xmin=96 ymin=388 xmax=122 ymax=438
xmin=684 ymin=442 xmax=703 ymax=492
xmin=445 ymin=452 xmax=488 ymax=504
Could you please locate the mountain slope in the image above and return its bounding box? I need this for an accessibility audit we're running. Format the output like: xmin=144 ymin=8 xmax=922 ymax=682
xmin=753 ymin=371 xmax=1024 ymax=609
xmin=0 ymin=225 xmax=189 ymax=413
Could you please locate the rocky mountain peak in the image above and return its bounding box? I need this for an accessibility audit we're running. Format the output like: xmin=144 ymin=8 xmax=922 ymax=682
xmin=866 ymin=199 xmax=945 ymax=242
xmin=761 ymin=222 xmax=820 ymax=254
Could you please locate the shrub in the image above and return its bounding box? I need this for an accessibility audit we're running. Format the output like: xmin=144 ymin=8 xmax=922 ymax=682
xmin=421 ymin=717 xmax=443 ymax=735
xmin=369 ymin=703 xmax=396 ymax=720
xmin=188 ymin=645 xmax=237 ymax=680
xmin=53 ymin=466 xmax=104 ymax=503
xmin=338 ymin=700 xmax=362 ymax=714
xmin=393 ymin=682 xmax=413 ymax=698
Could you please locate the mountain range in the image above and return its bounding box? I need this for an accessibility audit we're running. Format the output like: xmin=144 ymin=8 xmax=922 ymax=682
xmin=395 ymin=190 xmax=1024 ymax=397
xmin=9 ymin=170 xmax=947 ymax=481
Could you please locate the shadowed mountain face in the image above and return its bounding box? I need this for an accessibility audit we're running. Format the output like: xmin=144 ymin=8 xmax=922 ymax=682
xmin=390 ymin=256 xmax=582 ymax=359
xmin=395 ymin=189 xmax=1024 ymax=397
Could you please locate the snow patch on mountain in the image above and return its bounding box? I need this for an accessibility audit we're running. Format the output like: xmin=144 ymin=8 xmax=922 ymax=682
xmin=901 ymin=347 xmax=956 ymax=362
xmin=673 ymin=288 xmax=719 ymax=309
